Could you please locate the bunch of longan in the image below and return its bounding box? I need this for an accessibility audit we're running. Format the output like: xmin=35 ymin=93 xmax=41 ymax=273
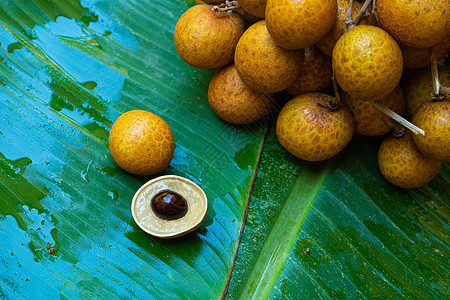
xmin=174 ymin=0 xmax=450 ymax=189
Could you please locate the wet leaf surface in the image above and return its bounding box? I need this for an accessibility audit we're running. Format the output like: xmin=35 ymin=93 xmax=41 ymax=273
xmin=0 ymin=0 xmax=448 ymax=298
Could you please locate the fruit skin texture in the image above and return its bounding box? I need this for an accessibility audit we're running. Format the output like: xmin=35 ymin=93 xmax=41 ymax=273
xmin=239 ymin=0 xmax=267 ymax=18
xmin=265 ymin=0 xmax=337 ymax=49
xmin=276 ymin=93 xmax=354 ymax=161
xmin=378 ymin=132 xmax=442 ymax=189
xmin=400 ymin=34 xmax=450 ymax=69
xmin=174 ymin=5 xmax=245 ymax=70
xmin=316 ymin=0 xmax=375 ymax=56
xmin=109 ymin=110 xmax=175 ymax=175
xmin=342 ymin=86 xmax=405 ymax=136
xmin=403 ymin=65 xmax=450 ymax=118
xmin=208 ymin=63 xmax=275 ymax=124
xmin=332 ymin=25 xmax=403 ymax=100
xmin=234 ymin=20 xmax=304 ymax=93
xmin=377 ymin=0 xmax=450 ymax=48
xmin=286 ymin=46 xmax=333 ymax=96
xmin=412 ymin=101 xmax=450 ymax=162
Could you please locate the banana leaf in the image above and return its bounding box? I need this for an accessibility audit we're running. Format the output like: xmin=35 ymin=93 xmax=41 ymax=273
xmin=0 ymin=0 xmax=448 ymax=298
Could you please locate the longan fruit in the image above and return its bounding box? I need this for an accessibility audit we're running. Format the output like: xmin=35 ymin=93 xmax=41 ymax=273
xmin=174 ymin=5 xmax=245 ymax=70
xmin=265 ymin=0 xmax=337 ymax=50
xmin=378 ymin=131 xmax=442 ymax=189
xmin=208 ymin=63 xmax=275 ymax=124
xmin=109 ymin=110 xmax=175 ymax=175
xmin=234 ymin=20 xmax=304 ymax=93
xmin=412 ymin=100 xmax=450 ymax=162
xmin=276 ymin=93 xmax=354 ymax=161
xmin=377 ymin=0 xmax=450 ymax=48
xmin=332 ymin=25 xmax=403 ymax=100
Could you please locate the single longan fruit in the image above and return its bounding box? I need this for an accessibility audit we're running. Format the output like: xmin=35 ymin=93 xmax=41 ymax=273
xmin=208 ymin=63 xmax=275 ymax=124
xmin=276 ymin=93 xmax=354 ymax=161
xmin=265 ymin=0 xmax=337 ymax=50
xmin=234 ymin=20 xmax=304 ymax=93
xmin=109 ymin=110 xmax=175 ymax=175
xmin=377 ymin=0 xmax=450 ymax=48
xmin=341 ymin=86 xmax=405 ymax=136
xmin=286 ymin=46 xmax=333 ymax=96
xmin=332 ymin=25 xmax=403 ymax=100
xmin=412 ymin=100 xmax=450 ymax=162
xmin=174 ymin=5 xmax=245 ymax=70
xmin=378 ymin=131 xmax=442 ymax=189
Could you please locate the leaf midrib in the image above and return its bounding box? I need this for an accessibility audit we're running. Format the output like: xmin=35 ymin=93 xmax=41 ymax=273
xmin=221 ymin=122 xmax=271 ymax=299
xmin=223 ymin=154 xmax=329 ymax=299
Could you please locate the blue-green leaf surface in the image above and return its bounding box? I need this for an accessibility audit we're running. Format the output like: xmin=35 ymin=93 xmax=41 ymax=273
xmin=0 ymin=0 xmax=448 ymax=299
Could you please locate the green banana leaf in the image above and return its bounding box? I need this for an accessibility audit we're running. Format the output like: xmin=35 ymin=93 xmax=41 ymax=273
xmin=0 ymin=0 xmax=448 ymax=298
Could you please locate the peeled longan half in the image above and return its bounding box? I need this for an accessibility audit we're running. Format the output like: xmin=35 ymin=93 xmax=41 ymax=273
xmin=286 ymin=46 xmax=333 ymax=96
xmin=341 ymin=86 xmax=405 ymax=136
xmin=276 ymin=93 xmax=354 ymax=162
xmin=234 ymin=20 xmax=304 ymax=93
xmin=332 ymin=25 xmax=403 ymax=100
xmin=109 ymin=110 xmax=175 ymax=175
xmin=378 ymin=131 xmax=442 ymax=189
xmin=131 ymin=175 xmax=208 ymax=238
xmin=265 ymin=0 xmax=337 ymax=50
xmin=208 ymin=63 xmax=275 ymax=124
xmin=377 ymin=0 xmax=450 ymax=48
xmin=174 ymin=5 xmax=245 ymax=70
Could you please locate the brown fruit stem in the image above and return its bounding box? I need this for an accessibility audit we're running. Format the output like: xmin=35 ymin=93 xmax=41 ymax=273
xmin=441 ymin=87 xmax=450 ymax=100
xmin=370 ymin=101 xmax=425 ymax=136
xmin=353 ymin=0 xmax=373 ymax=26
xmin=346 ymin=0 xmax=373 ymax=30
xmin=392 ymin=123 xmax=406 ymax=138
xmin=431 ymin=46 xmax=440 ymax=96
xmin=430 ymin=46 xmax=450 ymax=101
xmin=384 ymin=116 xmax=406 ymax=137
xmin=319 ymin=76 xmax=340 ymax=110
xmin=372 ymin=0 xmax=382 ymax=27
xmin=212 ymin=0 xmax=240 ymax=13
xmin=346 ymin=0 xmax=355 ymax=29
xmin=318 ymin=99 xmax=340 ymax=111
xmin=332 ymin=72 xmax=341 ymax=104
xmin=327 ymin=98 xmax=340 ymax=111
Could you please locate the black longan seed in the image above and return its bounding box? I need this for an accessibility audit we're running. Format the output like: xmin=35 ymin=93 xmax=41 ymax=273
xmin=151 ymin=190 xmax=188 ymax=220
